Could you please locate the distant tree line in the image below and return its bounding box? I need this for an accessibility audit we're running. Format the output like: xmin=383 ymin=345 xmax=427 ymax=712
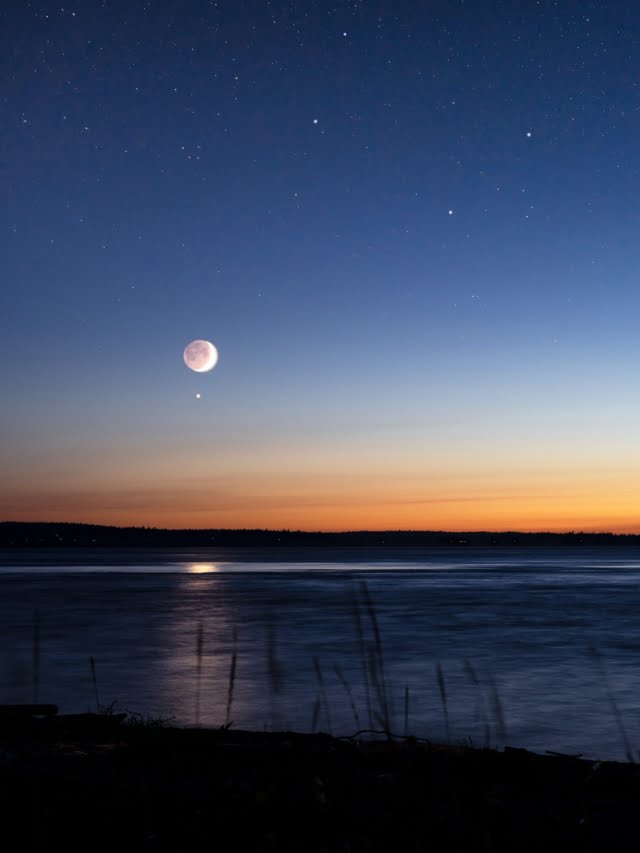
xmin=0 ymin=521 xmax=639 ymax=548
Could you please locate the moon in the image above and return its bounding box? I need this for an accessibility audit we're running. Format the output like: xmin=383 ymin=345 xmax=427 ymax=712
xmin=183 ymin=339 xmax=218 ymax=373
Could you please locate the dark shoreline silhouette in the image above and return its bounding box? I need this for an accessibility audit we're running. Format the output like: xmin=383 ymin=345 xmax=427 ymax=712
xmin=2 ymin=706 xmax=640 ymax=851
xmin=1 ymin=521 xmax=639 ymax=549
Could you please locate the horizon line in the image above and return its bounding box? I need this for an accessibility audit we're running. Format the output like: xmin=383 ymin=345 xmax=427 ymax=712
xmin=2 ymin=520 xmax=639 ymax=537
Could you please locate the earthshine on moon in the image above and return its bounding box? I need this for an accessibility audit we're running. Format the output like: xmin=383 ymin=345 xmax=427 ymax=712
xmin=183 ymin=339 xmax=218 ymax=373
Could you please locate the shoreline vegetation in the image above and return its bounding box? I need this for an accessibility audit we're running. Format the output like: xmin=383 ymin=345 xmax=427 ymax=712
xmin=2 ymin=520 xmax=640 ymax=549
xmin=2 ymin=704 xmax=640 ymax=851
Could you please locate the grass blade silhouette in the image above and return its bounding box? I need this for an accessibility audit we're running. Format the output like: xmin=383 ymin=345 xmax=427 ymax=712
xmin=195 ymin=619 xmax=204 ymax=726
xmin=464 ymin=658 xmax=490 ymax=748
xmin=312 ymin=656 xmax=332 ymax=734
xmin=32 ymin=610 xmax=40 ymax=705
xmin=487 ymin=673 xmax=508 ymax=747
xmin=360 ymin=581 xmax=391 ymax=733
xmin=404 ymin=685 xmax=410 ymax=737
xmin=351 ymin=589 xmax=373 ymax=729
xmin=89 ymin=655 xmax=100 ymax=711
xmin=334 ymin=663 xmax=361 ymax=730
xmin=588 ymin=645 xmax=634 ymax=762
xmin=436 ymin=662 xmax=450 ymax=743
xmin=225 ymin=627 xmax=238 ymax=728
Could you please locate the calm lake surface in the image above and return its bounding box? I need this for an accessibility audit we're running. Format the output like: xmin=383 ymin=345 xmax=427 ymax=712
xmin=1 ymin=546 xmax=640 ymax=761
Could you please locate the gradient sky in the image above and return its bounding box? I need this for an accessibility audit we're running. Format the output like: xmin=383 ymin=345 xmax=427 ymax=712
xmin=2 ymin=0 xmax=640 ymax=531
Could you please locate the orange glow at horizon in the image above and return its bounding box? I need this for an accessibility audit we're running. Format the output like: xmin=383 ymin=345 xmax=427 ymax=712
xmin=3 ymin=424 xmax=640 ymax=533
xmin=4 ymin=474 xmax=640 ymax=533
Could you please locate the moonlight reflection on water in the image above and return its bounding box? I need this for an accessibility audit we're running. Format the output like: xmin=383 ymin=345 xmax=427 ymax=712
xmin=187 ymin=563 xmax=221 ymax=574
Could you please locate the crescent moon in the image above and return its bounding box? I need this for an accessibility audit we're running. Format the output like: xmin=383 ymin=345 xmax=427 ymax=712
xmin=183 ymin=339 xmax=218 ymax=373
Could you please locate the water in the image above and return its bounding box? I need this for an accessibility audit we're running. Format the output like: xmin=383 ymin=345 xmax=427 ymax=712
xmin=1 ymin=546 xmax=640 ymax=761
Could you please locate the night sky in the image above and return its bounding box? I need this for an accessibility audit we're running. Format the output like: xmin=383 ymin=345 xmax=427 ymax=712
xmin=3 ymin=1 xmax=640 ymax=531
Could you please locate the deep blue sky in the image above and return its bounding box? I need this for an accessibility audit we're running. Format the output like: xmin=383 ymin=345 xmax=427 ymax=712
xmin=3 ymin=1 xmax=640 ymax=530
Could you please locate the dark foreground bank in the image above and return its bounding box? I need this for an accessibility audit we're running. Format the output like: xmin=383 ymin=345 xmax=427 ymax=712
xmin=1 ymin=706 xmax=639 ymax=852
